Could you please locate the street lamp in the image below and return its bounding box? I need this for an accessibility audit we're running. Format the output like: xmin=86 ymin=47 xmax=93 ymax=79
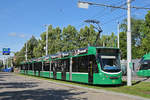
xmin=45 ymin=24 xmax=49 ymax=56
xmin=25 ymin=42 xmax=28 ymax=61
xmin=127 ymin=0 xmax=132 ymax=86
xmin=78 ymin=1 xmax=89 ymax=9
xmin=117 ymin=21 xmax=120 ymax=48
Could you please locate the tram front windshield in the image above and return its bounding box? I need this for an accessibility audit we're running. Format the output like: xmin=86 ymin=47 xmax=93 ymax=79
xmin=140 ymin=60 xmax=150 ymax=70
xmin=99 ymin=55 xmax=121 ymax=73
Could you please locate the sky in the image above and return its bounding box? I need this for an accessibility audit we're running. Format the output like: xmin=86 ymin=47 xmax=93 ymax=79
xmin=0 ymin=0 xmax=149 ymax=58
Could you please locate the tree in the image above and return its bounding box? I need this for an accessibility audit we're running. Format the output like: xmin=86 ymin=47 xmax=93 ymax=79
xmin=48 ymin=26 xmax=62 ymax=54
xmin=14 ymin=48 xmax=25 ymax=66
xmin=15 ymin=36 xmax=38 ymax=66
xmin=33 ymin=39 xmax=44 ymax=57
xmin=97 ymin=32 xmax=117 ymax=47
xmin=141 ymin=11 xmax=150 ymax=55
xmin=27 ymin=36 xmax=38 ymax=59
xmin=62 ymin=25 xmax=78 ymax=51
xmin=119 ymin=32 xmax=127 ymax=59
xmin=119 ymin=17 xmax=144 ymax=59
xmin=78 ymin=25 xmax=97 ymax=48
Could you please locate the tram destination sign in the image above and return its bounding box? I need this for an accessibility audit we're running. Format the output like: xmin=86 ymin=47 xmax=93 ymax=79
xmin=2 ymin=48 xmax=10 ymax=55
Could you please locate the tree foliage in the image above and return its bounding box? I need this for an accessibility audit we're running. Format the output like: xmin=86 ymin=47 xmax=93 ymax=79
xmin=14 ymin=36 xmax=38 ymax=65
xmin=14 ymin=10 xmax=150 ymax=65
xmin=119 ymin=11 xmax=150 ymax=59
xmin=14 ymin=24 xmax=119 ymax=65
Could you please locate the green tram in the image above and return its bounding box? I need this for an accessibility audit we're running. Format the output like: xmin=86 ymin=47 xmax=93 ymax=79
xmin=137 ymin=53 xmax=150 ymax=77
xmin=20 ymin=46 xmax=122 ymax=85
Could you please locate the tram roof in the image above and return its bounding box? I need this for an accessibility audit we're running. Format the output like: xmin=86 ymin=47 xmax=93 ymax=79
xmin=143 ymin=53 xmax=150 ymax=60
xmin=20 ymin=46 xmax=120 ymax=64
xmin=95 ymin=46 xmax=119 ymax=49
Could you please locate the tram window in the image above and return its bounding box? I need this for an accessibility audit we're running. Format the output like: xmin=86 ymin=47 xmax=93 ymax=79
xmin=56 ymin=60 xmax=62 ymax=72
xmin=72 ymin=56 xmax=88 ymax=73
xmin=89 ymin=55 xmax=98 ymax=73
xmin=34 ymin=63 xmax=37 ymax=70
xmin=28 ymin=64 xmax=30 ymax=70
xmin=78 ymin=56 xmax=88 ymax=72
xmin=62 ymin=59 xmax=70 ymax=72
xmin=25 ymin=64 xmax=28 ymax=70
xmin=44 ymin=62 xmax=50 ymax=71
xmin=32 ymin=63 xmax=35 ymax=70
xmin=72 ymin=55 xmax=98 ymax=73
xmin=51 ymin=62 xmax=55 ymax=71
xmin=36 ymin=62 xmax=42 ymax=71
xmin=140 ymin=60 xmax=150 ymax=70
xmin=72 ymin=57 xmax=79 ymax=72
xmin=20 ymin=65 xmax=22 ymax=70
xmin=29 ymin=64 xmax=32 ymax=70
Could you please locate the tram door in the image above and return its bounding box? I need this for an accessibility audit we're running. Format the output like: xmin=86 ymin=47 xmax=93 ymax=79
xmin=62 ymin=60 xmax=66 ymax=80
xmin=88 ymin=56 xmax=94 ymax=84
xmin=33 ymin=63 xmax=36 ymax=76
xmin=53 ymin=61 xmax=57 ymax=79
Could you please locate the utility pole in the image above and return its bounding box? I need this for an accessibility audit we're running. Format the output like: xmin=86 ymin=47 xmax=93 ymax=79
xmin=11 ymin=57 xmax=13 ymax=67
xmin=127 ymin=0 xmax=132 ymax=86
xmin=117 ymin=21 xmax=120 ymax=48
xmin=46 ymin=25 xmax=48 ymax=56
xmin=25 ymin=42 xmax=28 ymax=61
xmin=3 ymin=55 xmax=5 ymax=68
xmin=78 ymin=1 xmax=150 ymax=86
xmin=7 ymin=56 xmax=8 ymax=68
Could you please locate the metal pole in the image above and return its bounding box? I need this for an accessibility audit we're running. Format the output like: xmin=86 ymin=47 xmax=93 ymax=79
xmin=42 ymin=61 xmax=44 ymax=71
xmin=127 ymin=0 xmax=132 ymax=86
xmin=117 ymin=21 xmax=120 ymax=48
xmin=69 ymin=57 xmax=72 ymax=81
xmin=7 ymin=56 xmax=8 ymax=68
xmin=25 ymin=42 xmax=28 ymax=61
xmin=11 ymin=57 xmax=13 ymax=67
xmin=3 ymin=55 xmax=5 ymax=68
xmin=46 ymin=25 xmax=48 ymax=56
xmin=49 ymin=60 xmax=51 ymax=78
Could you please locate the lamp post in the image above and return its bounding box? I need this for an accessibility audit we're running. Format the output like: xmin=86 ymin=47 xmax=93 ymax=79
xmin=45 ymin=24 xmax=49 ymax=56
xmin=127 ymin=0 xmax=132 ymax=86
xmin=117 ymin=21 xmax=120 ymax=48
xmin=25 ymin=42 xmax=28 ymax=61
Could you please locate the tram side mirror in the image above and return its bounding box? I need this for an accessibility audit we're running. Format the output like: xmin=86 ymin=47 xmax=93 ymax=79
xmin=129 ymin=62 xmax=133 ymax=70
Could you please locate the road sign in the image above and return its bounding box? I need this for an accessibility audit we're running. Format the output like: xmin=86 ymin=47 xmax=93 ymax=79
xmin=2 ymin=48 xmax=10 ymax=55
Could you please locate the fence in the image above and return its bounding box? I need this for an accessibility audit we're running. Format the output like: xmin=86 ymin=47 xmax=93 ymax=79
xmin=121 ymin=59 xmax=141 ymax=76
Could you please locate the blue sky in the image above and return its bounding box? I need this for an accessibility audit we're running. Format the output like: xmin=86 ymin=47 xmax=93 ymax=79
xmin=0 ymin=0 xmax=149 ymax=57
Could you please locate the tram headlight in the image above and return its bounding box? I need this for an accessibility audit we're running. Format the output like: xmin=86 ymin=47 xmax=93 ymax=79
xmin=104 ymin=74 xmax=109 ymax=78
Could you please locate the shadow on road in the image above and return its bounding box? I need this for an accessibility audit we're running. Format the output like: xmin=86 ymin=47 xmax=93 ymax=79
xmin=0 ymin=88 xmax=87 ymax=100
xmin=0 ymin=72 xmax=11 ymax=78
xmin=0 ymin=82 xmax=38 ymax=89
xmin=0 ymin=72 xmax=39 ymax=89
xmin=132 ymin=77 xmax=150 ymax=85
xmin=0 ymin=79 xmax=5 ymax=81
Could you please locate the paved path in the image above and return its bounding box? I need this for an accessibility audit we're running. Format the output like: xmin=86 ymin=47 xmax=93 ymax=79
xmin=0 ymin=72 xmax=149 ymax=100
xmin=123 ymin=76 xmax=150 ymax=82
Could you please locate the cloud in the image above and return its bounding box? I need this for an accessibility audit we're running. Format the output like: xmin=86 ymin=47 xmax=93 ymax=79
xmin=8 ymin=32 xmax=17 ymax=37
xmin=8 ymin=32 xmax=26 ymax=38
xmin=19 ymin=34 xmax=26 ymax=38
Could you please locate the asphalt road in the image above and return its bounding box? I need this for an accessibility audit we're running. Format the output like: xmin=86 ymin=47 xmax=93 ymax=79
xmin=0 ymin=72 xmax=149 ymax=100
